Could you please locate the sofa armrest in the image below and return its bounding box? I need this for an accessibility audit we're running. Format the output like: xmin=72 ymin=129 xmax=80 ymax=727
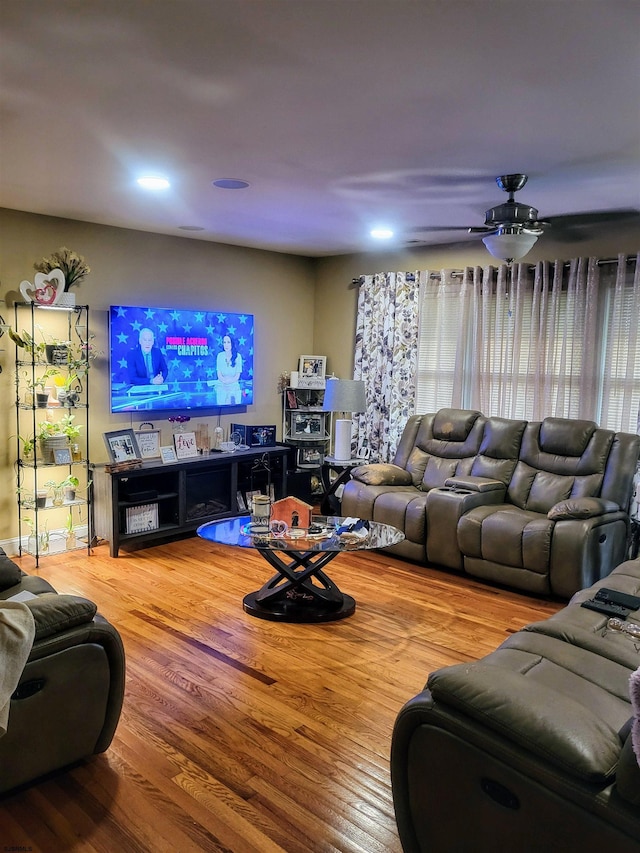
xmin=444 ymin=476 xmax=506 ymax=493
xmin=350 ymin=463 xmax=413 ymax=487
xmin=428 ymin=663 xmax=621 ymax=784
xmin=547 ymin=497 xmax=619 ymax=520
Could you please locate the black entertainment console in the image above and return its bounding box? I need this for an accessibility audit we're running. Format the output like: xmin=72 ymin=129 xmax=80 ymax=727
xmin=91 ymin=445 xmax=291 ymax=557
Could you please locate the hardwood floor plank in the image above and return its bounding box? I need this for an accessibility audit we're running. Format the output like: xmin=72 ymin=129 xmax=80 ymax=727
xmin=0 ymin=539 xmax=563 ymax=851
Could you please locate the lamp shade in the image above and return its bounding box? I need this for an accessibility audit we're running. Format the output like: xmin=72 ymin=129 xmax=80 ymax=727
xmin=322 ymin=379 xmax=366 ymax=414
xmin=482 ymin=230 xmax=538 ymax=263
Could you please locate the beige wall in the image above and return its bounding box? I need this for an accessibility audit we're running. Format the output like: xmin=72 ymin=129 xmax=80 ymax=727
xmin=0 ymin=208 xmax=316 ymax=543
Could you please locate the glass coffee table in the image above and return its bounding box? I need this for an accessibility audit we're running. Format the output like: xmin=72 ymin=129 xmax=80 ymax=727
xmin=197 ymin=515 xmax=404 ymax=623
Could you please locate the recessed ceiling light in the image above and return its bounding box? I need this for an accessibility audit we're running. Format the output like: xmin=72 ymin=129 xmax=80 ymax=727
xmin=137 ymin=176 xmax=170 ymax=190
xmin=370 ymin=227 xmax=394 ymax=239
xmin=212 ymin=179 xmax=250 ymax=190
xmin=178 ymin=225 xmax=205 ymax=231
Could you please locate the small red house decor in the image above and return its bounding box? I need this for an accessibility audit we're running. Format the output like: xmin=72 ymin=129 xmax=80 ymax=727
xmin=271 ymin=496 xmax=313 ymax=530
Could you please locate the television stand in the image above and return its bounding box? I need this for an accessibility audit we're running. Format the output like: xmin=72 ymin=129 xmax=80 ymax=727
xmin=91 ymin=445 xmax=290 ymax=556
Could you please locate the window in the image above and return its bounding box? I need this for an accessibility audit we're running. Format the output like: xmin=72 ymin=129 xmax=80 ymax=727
xmin=416 ymin=258 xmax=640 ymax=433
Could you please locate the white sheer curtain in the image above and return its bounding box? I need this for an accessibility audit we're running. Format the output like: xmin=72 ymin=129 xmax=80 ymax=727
xmin=416 ymin=254 xmax=640 ymax=432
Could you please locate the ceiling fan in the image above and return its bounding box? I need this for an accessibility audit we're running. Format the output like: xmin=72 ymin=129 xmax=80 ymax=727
xmin=407 ymin=173 xmax=639 ymax=263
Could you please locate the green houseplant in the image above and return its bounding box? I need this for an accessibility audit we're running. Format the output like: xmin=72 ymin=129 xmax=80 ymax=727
xmin=37 ymin=413 xmax=82 ymax=462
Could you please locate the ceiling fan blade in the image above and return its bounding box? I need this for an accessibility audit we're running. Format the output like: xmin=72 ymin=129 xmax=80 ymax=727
xmin=546 ymin=208 xmax=640 ymax=241
xmin=407 ymin=225 xmax=473 ymax=233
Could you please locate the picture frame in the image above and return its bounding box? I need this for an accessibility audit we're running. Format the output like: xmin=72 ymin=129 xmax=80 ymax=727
xmin=236 ymin=490 xmax=247 ymax=512
xmin=299 ymin=355 xmax=326 ymax=380
xmin=173 ymin=431 xmax=198 ymax=459
xmin=296 ymin=446 xmax=323 ymax=468
xmin=291 ymin=411 xmax=324 ymax=439
xmin=103 ymin=429 xmax=141 ymax=464
xmin=53 ymin=447 xmax=73 ymax=465
xmin=160 ymin=445 xmax=177 ymax=464
xmin=134 ymin=428 xmax=162 ymax=460
xmin=286 ymin=390 xmax=298 ymax=409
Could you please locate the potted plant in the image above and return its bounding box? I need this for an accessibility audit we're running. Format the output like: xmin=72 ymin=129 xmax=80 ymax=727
xmin=23 ymin=366 xmax=60 ymax=407
xmin=37 ymin=413 xmax=82 ymax=462
xmin=51 ymin=372 xmax=80 ymax=406
xmin=44 ymin=474 xmax=79 ymax=506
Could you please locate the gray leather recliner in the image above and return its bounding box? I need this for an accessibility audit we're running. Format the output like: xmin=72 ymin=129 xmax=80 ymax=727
xmin=0 ymin=548 xmax=125 ymax=794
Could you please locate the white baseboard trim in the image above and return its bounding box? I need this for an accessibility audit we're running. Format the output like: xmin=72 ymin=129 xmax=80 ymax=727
xmin=1 ymin=525 xmax=90 ymax=559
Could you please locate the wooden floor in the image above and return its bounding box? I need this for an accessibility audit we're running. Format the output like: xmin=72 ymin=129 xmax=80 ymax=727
xmin=0 ymin=538 xmax=562 ymax=852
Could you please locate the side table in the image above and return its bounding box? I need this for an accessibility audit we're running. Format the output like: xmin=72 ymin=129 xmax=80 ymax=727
xmin=319 ymin=456 xmax=368 ymax=515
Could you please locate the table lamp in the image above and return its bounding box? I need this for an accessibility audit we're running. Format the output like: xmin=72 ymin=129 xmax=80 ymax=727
xmin=322 ymin=379 xmax=366 ymax=462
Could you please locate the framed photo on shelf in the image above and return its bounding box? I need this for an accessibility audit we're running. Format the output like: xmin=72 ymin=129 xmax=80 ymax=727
xmin=134 ymin=428 xmax=162 ymax=460
xmin=236 ymin=491 xmax=247 ymax=512
xmin=296 ymin=447 xmax=323 ymax=467
xmin=160 ymin=445 xmax=177 ymax=464
xmin=103 ymin=429 xmax=141 ymax=464
xmin=291 ymin=412 xmax=324 ymax=439
xmin=286 ymin=390 xmax=298 ymax=409
xmin=53 ymin=447 xmax=73 ymax=465
xmin=298 ymin=355 xmax=326 ymax=380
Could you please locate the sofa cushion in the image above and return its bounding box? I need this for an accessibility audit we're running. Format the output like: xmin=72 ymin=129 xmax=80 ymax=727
xmin=548 ymin=497 xmax=619 ymax=520
xmin=458 ymin=504 xmax=553 ymax=573
xmin=539 ymin=417 xmax=597 ymax=456
xmin=432 ymin=408 xmax=481 ymax=442
xmin=351 ymin=463 xmax=412 ymax=487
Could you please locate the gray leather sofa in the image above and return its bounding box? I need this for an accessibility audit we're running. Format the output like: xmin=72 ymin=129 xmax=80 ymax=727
xmin=391 ymin=556 xmax=640 ymax=853
xmin=0 ymin=548 xmax=125 ymax=793
xmin=341 ymin=409 xmax=640 ymax=598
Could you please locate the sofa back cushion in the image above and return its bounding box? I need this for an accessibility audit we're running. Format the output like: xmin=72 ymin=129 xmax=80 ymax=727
xmin=508 ymin=418 xmax=616 ymax=512
xmin=402 ymin=409 xmax=485 ymax=489
xmin=470 ymin=417 xmax=527 ymax=484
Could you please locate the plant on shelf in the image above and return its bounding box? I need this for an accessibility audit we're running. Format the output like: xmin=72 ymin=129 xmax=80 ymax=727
xmin=45 ymin=475 xmax=80 ymax=506
xmin=64 ymin=511 xmax=78 ymax=549
xmin=36 ymin=413 xmax=82 ymax=442
xmin=15 ymin=434 xmax=35 ymax=459
xmin=51 ymin=372 xmax=80 ymax=406
xmin=23 ymin=517 xmax=49 ymax=555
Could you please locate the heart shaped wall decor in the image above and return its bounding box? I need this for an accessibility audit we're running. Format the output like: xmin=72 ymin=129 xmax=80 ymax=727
xmin=33 ymin=269 xmax=65 ymax=305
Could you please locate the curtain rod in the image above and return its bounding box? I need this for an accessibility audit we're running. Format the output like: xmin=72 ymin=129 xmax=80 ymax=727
xmin=351 ymin=255 xmax=637 ymax=285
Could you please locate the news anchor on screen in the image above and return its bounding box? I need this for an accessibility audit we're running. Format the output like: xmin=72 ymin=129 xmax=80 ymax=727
xmin=126 ymin=328 xmax=168 ymax=385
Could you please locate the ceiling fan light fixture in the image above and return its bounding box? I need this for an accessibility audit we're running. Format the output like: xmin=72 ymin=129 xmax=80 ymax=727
xmin=482 ymin=229 xmax=538 ymax=263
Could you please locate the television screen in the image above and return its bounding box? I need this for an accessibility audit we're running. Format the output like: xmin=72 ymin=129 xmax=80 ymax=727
xmin=109 ymin=305 xmax=254 ymax=413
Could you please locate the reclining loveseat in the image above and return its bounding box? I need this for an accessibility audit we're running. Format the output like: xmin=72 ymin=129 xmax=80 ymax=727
xmin=341 ymin=409 xmax=640 ymax=598
xmin=391 ymin=556 xmax=640 ymax=852
xmin=0 ymin=548 xmax=125 ymax=793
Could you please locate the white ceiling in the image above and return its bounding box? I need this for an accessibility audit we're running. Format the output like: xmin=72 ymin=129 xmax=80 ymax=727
xmin=1 ymin=0 xmax=639 ymax=257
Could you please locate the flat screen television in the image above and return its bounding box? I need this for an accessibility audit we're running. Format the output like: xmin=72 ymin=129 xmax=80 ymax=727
xmin=109 ymin=305 xmax=254 ymax=413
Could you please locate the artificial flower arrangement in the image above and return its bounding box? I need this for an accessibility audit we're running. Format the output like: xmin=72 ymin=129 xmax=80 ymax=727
xmin=33 ymin=247 xmax=90 ymax=292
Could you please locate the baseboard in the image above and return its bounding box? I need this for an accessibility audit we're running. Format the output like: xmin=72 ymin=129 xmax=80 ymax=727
xmin=1 ymin=525 xmax=90 ymax=559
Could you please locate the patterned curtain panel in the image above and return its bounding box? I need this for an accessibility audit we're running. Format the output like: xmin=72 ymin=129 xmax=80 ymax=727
xmin=353 ymin=272 xmax=420 ymax=462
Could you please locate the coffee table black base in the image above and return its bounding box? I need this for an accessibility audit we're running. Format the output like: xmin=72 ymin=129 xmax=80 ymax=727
xmin=243 ymin=591 xmax=356 ymax=622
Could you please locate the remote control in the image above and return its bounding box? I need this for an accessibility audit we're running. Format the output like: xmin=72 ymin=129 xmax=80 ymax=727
xmin=595 ymin=587 xmax=640 ymax=611
xmin=581 ymin=599 xmax=630 ymax=618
